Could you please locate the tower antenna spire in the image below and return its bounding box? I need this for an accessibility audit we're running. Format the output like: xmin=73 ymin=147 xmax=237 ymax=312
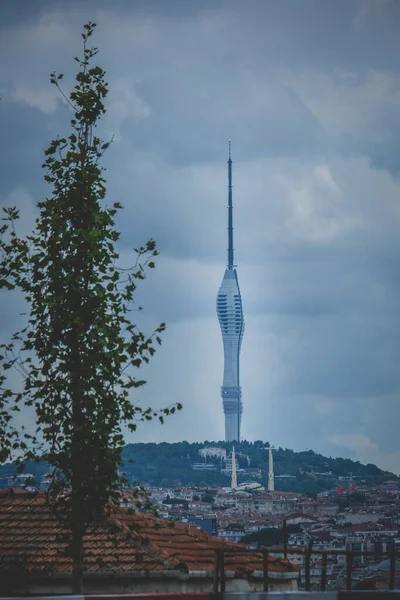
xmin=227 ymin=140 xmax=234 ymax=269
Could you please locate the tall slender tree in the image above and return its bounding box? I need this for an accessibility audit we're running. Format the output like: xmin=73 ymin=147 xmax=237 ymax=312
xmin=0 ymin=22 xmax=180 ymax=593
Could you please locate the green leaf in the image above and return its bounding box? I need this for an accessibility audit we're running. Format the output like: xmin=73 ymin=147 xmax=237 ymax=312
xmin=0 ymin=20 xmax=175 ymax=588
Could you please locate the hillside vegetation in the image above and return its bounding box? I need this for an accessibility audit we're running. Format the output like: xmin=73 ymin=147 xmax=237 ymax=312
xmin=0 ymin=441 xmax=396 ymax=494
xmin=121 ymin=441 xmax=395 ymax=493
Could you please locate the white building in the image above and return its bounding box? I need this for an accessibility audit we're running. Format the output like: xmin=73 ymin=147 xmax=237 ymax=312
xmin=199 ymin=447 xmax=227 ymax=460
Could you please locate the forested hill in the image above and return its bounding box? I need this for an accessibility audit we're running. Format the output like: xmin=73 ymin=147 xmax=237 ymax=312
xmin=0 ymin=441 xmax=397 ymax=494
xmin=121 ymin=441 xmax=397 ymax=494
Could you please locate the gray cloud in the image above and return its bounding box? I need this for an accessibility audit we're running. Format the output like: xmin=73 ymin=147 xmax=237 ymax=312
xmin=1 ymin=0 xmax=400 ymax=472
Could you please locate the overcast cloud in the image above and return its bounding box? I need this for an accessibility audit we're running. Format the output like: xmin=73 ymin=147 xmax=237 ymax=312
xmin=1 ymin=0 xmax=400 ymax=472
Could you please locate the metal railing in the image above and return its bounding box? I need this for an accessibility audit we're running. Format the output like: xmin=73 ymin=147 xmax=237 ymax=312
xmin=212 ymin=544 xmax=399 ymax=593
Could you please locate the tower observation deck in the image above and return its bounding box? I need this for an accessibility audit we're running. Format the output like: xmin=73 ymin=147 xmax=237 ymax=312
xmin=216 ymin=142 xmax=245 ymax=442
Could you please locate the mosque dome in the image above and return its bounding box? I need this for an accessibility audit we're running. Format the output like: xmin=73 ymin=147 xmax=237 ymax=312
xmin=237 ymin=481 xmax=264 ymax=491
xmin=377 ymin=558 xmax=400 ymax=571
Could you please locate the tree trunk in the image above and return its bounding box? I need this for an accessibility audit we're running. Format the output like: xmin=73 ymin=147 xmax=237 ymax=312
xmin=71 ymin=381 xmax=84 ymax=595
xmin=71 ymin=519 xmax=84 ymax=594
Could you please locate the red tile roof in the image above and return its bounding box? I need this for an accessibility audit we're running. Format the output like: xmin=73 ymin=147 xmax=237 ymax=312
xmin=284 ymin=512 xmax=317 ymax=520
xmin=0 ymin=493 xmax=299 ymax=579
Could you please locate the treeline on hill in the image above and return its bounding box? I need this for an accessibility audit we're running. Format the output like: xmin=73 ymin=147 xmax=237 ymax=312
xmin=0 ymin=441 xmax=396 ymax=494
xmin=121 ymin=441 xmax=394 ymax=493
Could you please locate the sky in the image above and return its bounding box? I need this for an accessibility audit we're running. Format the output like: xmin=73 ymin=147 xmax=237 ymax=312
xmin=1 ymin=0 xmax=400 ymax=473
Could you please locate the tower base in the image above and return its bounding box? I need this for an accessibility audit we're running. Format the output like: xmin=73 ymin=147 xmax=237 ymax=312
xmin=222 ymin=388 xmax=242 ymax=442
xmin=225 ymin=413 xmax=241 ymax=442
